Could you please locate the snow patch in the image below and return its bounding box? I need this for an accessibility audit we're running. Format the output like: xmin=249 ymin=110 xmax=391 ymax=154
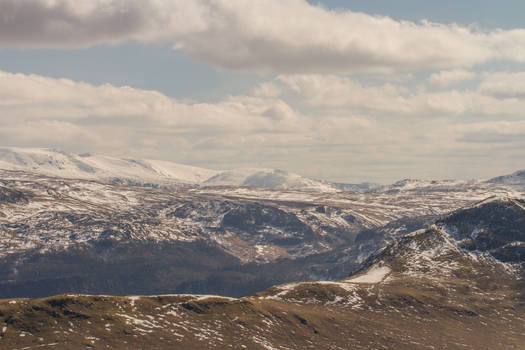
xmin=347 ymin=266 xmax=391 ymax=284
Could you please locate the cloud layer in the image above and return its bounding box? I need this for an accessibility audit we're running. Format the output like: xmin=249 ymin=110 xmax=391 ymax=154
xmin=1 ymin=69 xmax=524 ymax=182
xmin=278 ymin=74 xmax=525 ymax=117
xmin=478 ymin=72 xmax=525 ymax=98
xmin=2 ymin=0 xmax=525 ymax=73
xmin=429 ymin=70 xmax=477 ymax=87
xmin=1 ymin=1 xmax=524 ymax=182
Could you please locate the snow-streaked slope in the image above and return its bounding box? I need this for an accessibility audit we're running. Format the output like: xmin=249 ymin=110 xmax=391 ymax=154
xmin=145 ymin=159 xmax=218 ymax=184
xmin=0 ymin=147 xmax=95 ymax=179
xmin=82 ymin=154 xmax=219 ymax=185
xmin=265 ymin=198 xmax=525 ymax=304
xmin=0 ymin=147 xmax=218 ymax=186
xmin=384 ymin=171 xmax=525 ymax=193
xmin=381 ymin=178 xmax=477 ymax=192
xmin=486 ymin=169 xmax=525 ymax=190
xmin=204 ymin=168 xmax=339 ymax=192
xmin=331 ymin=182 xmax=382 ymax=193
xmin=2 ymin=205 xmax=524 ymax=350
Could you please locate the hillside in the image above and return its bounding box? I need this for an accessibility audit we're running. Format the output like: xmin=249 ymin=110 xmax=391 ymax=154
xmin=1 ymin=199 xmax=523 ymax=349
xmin=0 ymin=168 xmax=522 ymax=298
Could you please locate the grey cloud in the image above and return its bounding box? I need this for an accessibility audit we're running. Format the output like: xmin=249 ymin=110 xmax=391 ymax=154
xmin=1 ymin=1 xmax=525 ymax=73
xmin=459 ymin=132 xmax=525 ymax=144
xmin=428 ymin=70 xmax=477 ymax=87
xmin=0 ymin=0 xmax=148 ymax=47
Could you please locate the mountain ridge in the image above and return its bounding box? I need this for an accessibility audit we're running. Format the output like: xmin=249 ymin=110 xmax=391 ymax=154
xmin=0 ymin=147 xmax=342 ymax=192
xmin=2 ymin=146 xmax=523 ymax=192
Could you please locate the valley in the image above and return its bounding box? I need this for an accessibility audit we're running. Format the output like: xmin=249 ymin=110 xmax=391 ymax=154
xmin=0 ymin=149 xmax=523 ymax=349
xmin=0 ymin=199 xmax=523 ymax=349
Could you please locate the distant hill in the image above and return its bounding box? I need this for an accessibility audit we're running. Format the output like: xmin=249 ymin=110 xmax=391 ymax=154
xmin=486 ymin=169 xmax=525 ymax=190
xmin=0 ymin=147 xmax=343 ymax=192
xmin=1 ymin=147 xmax=523 ymax=193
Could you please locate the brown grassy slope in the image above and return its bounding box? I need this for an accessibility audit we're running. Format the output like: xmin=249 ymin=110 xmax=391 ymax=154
xmin=1 ymin=220 xmax=524 ymax=350
xmin=0 ymin=266 xmax=523 ymax=350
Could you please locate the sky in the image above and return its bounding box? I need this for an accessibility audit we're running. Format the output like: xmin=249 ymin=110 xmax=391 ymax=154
xmin=0 ymin=0 xmax=524 ymax=183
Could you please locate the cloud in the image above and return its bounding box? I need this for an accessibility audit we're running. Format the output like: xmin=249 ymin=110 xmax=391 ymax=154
xmin=0 ymin=69 xmax=308 ymax=162
xmin=478 ymin=72 xmax=525 ymax=98
xmin=455 ymin=120 xmax=525 ymax=145
xmin=252 ymin=82 xmax=283 ymax=98
xmin=1 ymin=69 xmax=524 ymax=183
xmin=0 ymin=0 xmax=205 ymax=47
xmin=428 ymin=69 xmax=477 ymax=87
xmin=0 ymin=70 xmax=300 ymax=131
xmin=1 ymin=0 xmax=525 ymax=73
xmin=277 ymin=74 xmax=525 ymax=117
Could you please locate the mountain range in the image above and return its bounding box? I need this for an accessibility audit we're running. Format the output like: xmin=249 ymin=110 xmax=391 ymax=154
xmin=1 ymin=147 xmax=524 ymax=192
xmin=0 ymin=198 xmax=523 ymax=349
xmin=0 ymin=147 xmax=340 ymax=192
xmin=0 ymin=160 xmax=522 ymax=299
xmin=0 ymin=147 xmax=524 ymax=349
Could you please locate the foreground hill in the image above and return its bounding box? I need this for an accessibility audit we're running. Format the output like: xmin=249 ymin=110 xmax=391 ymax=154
xmin=0 ymin=199 xmax=523 ymax=349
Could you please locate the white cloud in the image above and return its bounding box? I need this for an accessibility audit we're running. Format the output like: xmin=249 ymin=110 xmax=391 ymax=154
xmin=478 ymin=72 xmax=525 ymax=98
xmin=0 ymin=70 xmax=299 ymax=131
xmin=429 ymin=69 xmax=477 ymax=87
xmin=1 ymin=69 xmax=524 ymax=183
xmin=1 ymin=0 xmax=525 ymax=73
xmin=278 ymin=74 xmax=413 ymax=112
xmin=252 ymin=82 xmax=283 ymax=98
xmin=0 ymin=69 xmax=308 ymax=163
xmin=278 ymin=74 xmax=525 ymax=117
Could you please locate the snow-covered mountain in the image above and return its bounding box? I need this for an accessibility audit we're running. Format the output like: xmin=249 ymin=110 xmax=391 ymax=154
xmin=381 ymin=170 xmax=525 ymax=193
xmin=2 ymin=147 xmax=524 ymax=193
xmin=375 ymin=178 xmax=479 ymax=193
xmin=0 ymin=147 xmax=218 ymax=186
xmin=486 ymin=169 xmax=525 ymax=190
xmin=0 ymin=147 xmax=340 ymax=192
xmin=203 ymin=168 xmax=338 ymax=192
